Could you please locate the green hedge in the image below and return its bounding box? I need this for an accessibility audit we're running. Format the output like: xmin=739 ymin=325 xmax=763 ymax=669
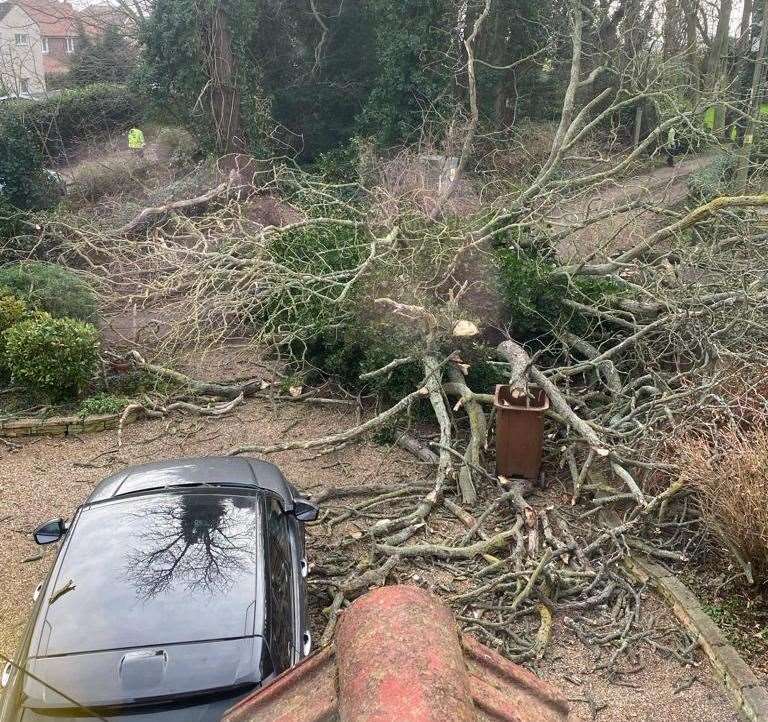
xmin=0 ymin=83 xmax=143 ymax=160
xmin=0 ymin=116 xmax=59 ymax=209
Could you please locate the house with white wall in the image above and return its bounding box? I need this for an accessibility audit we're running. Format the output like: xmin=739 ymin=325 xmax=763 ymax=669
xmin=18 ymin=0 xmax=79 ymax=81
xmin=0 ymin=2 xmax=45 ymax=95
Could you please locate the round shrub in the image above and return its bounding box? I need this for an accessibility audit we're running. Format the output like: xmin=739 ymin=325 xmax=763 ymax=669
xmin=4 ymin=315 xmax=100 ymax=398
xmin=0 ymin=262 xmax=98 ymax=321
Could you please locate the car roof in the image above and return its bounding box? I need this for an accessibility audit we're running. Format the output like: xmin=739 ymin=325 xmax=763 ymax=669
xmin=87 ymin=456 xmax=296 ymax=510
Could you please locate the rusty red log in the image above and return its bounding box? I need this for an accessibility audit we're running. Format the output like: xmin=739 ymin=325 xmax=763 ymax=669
xmin=335 ymin=585 xmax=476 ymax=722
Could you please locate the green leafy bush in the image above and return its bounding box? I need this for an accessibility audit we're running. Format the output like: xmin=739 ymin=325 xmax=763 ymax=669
xmin=261 ymin=220 xmax=367 ymax=340
xmin=0 ymin=84 xmax=142 ymax=160
xmin=495 ymin=247 xmax=619 ymax=339
xmin=304 ymin=325 xmax=424 ymax=402
xmin=687 ymin=154 xmax=736 ymax=202
xmin=4 ymin=314 xmax=100 ymax=398
xmin=0 ymin=115 xmax=59 ymax=209
xmin=0 ymin=293 xmax=27 ymax=332
xmin=0 ymin=291 xmax=28 ymax=384
xmin=0 ymin=262 xmax=98 ymax=322
xmin=304 ymin=324 xmax=505 ymax=404
xmin=312 ymin=144 xmax=359 ymax=183
xmin=79 ymin=393 xmax=131 ymax=417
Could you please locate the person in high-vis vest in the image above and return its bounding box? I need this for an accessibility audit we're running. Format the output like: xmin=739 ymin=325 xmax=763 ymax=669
xmin=128 ymin=127 xmax=146 ymax=157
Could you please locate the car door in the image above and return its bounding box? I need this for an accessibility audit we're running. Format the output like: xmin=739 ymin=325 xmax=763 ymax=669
xmin=264 ymin=496 xmax=296 ymax=674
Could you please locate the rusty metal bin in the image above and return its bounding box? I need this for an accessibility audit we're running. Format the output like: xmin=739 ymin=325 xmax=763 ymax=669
xmin=494 ymin=385 xmax=549 ymax=480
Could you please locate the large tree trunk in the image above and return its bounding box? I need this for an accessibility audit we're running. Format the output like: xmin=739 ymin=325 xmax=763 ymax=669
xmin=704 ymin=0 xmax=733 ymax=132
xmin=734 ymin=0 xmax=768 ymax=190
xmin=740 ymin=0 xmax=755 ymax=41
xmin=208 ymin=0 xmax=243 ymax=156
xmin=662 ymin=0 xmax=683 ymax=59
xmin=682 ymin=0 xmax=701 ymax=98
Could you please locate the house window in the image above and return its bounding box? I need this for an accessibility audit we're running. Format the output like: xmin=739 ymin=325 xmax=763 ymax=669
xmin=66 ymin=37 xmax=75 ymax=53
xmin=20 ymin=78 xmax=30 ymax=94
xmin=14 ymin=34 xmax=29 ymax=47
xmin=42 ymin=38 xmax=49 ymax=54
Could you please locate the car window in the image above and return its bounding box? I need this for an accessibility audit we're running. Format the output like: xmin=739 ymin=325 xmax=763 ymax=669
xmin=38 ymin=492 xmax=260 ymax=655
xmin=265 ymin=496 xmax=294 ymax=673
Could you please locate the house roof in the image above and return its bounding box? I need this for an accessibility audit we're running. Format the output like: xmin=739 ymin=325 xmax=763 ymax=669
xmin=0 ymin=2 xmax=38 ymax=29
xmin=17 ymin=0 xmax=77 ymax=37
xmin=77 ymin=2 xmax=127 ymax=34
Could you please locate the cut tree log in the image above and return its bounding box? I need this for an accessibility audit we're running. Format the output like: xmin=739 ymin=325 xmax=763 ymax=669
xmin=446 ymin=363 xmax=486 ymax=505
xmin=497 ymin=339 xmax=532 ymax=396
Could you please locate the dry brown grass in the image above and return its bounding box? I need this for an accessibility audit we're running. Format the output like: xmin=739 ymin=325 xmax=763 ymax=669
xmin=677 ymin=427 xmax=768 ymax=583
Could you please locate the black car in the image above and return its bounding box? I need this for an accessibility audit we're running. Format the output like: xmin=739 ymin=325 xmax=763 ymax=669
xmin=0 ymin=457 xmax=319 ymax=722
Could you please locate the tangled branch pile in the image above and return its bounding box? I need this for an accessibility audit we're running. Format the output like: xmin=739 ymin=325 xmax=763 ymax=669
xmin=27 ymin=147 xmax=767 ymax=670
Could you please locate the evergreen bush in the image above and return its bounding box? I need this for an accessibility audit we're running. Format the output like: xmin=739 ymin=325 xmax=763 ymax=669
xmin=495 ymin=246 xmax=619 ymax=339
xmin=4 ymin=314 xmax=100 ymax=398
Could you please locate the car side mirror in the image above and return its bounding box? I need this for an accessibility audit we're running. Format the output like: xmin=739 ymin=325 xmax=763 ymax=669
xmin=33 ymin=518 xmax=66 ymax=545
xmin=293 ymin=499 xmax=319 ymax=523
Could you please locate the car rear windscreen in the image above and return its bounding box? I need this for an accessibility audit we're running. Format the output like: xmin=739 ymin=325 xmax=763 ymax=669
xmin=37 ymin=492 xmax=261 ymax=656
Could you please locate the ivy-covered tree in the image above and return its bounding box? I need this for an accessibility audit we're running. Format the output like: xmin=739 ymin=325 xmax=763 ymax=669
xmin=359 ymin=0 xmax=457 ymax=147
xmin=139 ymin=0 xmax=271 ymax=155
xmin=251 ymin=1 xmax=377 ymax=159
xmin=0 ymin=115 xmax=57 ymax=210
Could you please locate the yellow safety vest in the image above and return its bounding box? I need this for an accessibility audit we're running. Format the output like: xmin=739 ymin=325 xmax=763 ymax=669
xmin=128 ymin=128 xmax=145 ymax=149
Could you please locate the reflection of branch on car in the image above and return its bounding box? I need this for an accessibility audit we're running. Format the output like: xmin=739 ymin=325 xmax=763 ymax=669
xmin=125 ymin=495 xmax=255 ymax=599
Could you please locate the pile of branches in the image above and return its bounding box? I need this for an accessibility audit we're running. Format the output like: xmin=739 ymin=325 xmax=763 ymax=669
xmin=23 ymin=127 xmax=768 ymax=678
